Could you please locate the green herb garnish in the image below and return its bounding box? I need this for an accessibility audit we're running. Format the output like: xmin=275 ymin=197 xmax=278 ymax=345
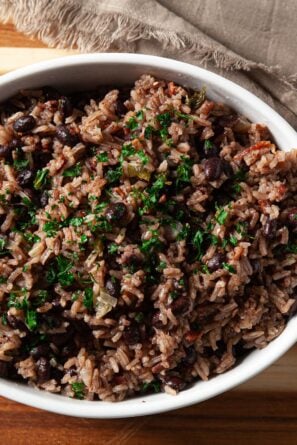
xmin=176 ymin=156 xmax=193 ymax=187
xmin=215 ymin=206 xmax=228 ymax=225
xmin=71 ymin=382 xmax=85 ymax=399
xmin=144 ymin=125 xmax=155 ymax=139
xmin=13 ymin=158 xmax=29 ymax=171
xmin=134 ymin=312 xmax=144 ymax=323
xmin=108 ymin=243 xmax=119 ymax=255
xmin=96 ymin=152 xmax=108 ymax=162
xmin=222 ymin=262 xmax=236 ymax=273
xmin=34 ymin=168 xmax=49 ymax=190
xmin=141 ymin=380 xmax=161 ymax=393
xmin=62 ymin=163 xmax=82 ymax=178
xmin=83 ymin=287 xmax=93 ymax=309
xmin=105 ymin=166 xmax=122 ymax=184
xmin=140 ymin=231 xmax=162 ymax=254
xmin=25 ymin=309 xmax=37 ymax=330
xmin=43 ymin=220 xmax=60 ymax=237
xmin=126 ymin=116 xmax=138 ymax=131
xmin=69 ymin=217 xmax=84 ymax=227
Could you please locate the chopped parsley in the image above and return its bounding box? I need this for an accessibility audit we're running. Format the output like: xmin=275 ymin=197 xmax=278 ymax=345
xmin=126 ymin=116 xmax=138 ymax=131
xmin=156 ymin=112 xmax=171 ymax=128
xmin=108 ymin=243 xmax=119 ymax=255
xmin=56 ymin=255 xmax=74 ymax=286
xmin=233 ymin=168 xmax=247 ymax=182
xmin=140 ymin=231 xmax=162 ymax=254
xmin=23 ymin=232 xmax=40 ymax=244
xmin=33 ymin=168 xmax=49 ymax=190
xmin=0 ymin=276 xmax=7 ymax=284
xmin=215 ymin=206 xmax=228 ymax=225
xmin=204 ymin=140 xmax=213 ymax=151
xmin=79 ymin=234 xmax=88 ymax=245
xmin=176 ymin=156 xmax=193 ymax=187
xmin=43 ymin=220 xmax=60 ymax=237
xmin=136 ymin=150 xmax=149 ymax=165
xmin=201 ymin=264 xmax=210 ymax=274
xmin=134 ymin=312 xmax=144 ymax=323
xmin=71 ymin=382 xmax=85 ymax=399
xmin=7 ymin=292 xmax=38 ymax=331
xmin=136 ymin=110 xmax=144 ymax=120
xmin=96 ymin=152 xmax=108 ymax=162
xmin=138 ymin=174 xmax=167 ymax=215
xmin=13 ymin=158 xmax=29 ymax=171
xmin=193 ymin=229 xmax=204 ymax=260
xmin=83 ymin=287 xmax=93 ymax=309
xmin=141 ymin=380 xmax=161 ymax=393
xmin=47 ymin=255 xmax=74 ymax=287
xmin=105 ymin=165 xmax=122 ymax=184
xmin=144 ymin=125 xmax=155 ymax=139
xmin=69 ymin=217 xmax=84 ymax=227
xmin=62 ymin=163 xmax=82 ymax=178
xmin=25 ymin=310 xmax=38 ymax=330
xmin=222 ymin=262 xmax=236 ymax=274
xmin=175 ymin=110 xmax=193 ymax=121
xmin=176 ymin=223 xmax=190 ymax=241
xmin=0 ymin=238 xmax=6 ymax=251
xmin=156 ymin=261 xmax=167 ymax=272
xmin=229 ymin=235 xmax=238 ymax=247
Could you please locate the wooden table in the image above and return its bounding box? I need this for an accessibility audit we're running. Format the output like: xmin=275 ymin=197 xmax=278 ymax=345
xmin=1 ymin=21 xmax=297 ymax=445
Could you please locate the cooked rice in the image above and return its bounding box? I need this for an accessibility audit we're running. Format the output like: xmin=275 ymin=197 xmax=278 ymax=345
xmin=0 ymin=75 xmax=296 ymax=401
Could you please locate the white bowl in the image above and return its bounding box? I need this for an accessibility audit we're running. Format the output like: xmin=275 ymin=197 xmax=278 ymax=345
xmin=0 ymin=53 xmax=297 ymax=418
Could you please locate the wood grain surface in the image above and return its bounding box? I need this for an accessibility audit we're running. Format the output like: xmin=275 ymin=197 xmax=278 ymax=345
xmin=0 ymin=21 xmax=297 ymax=445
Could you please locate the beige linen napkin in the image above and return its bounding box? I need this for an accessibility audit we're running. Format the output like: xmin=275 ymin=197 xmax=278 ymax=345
xmin=1 ymin=0 xmax=297 ymax=129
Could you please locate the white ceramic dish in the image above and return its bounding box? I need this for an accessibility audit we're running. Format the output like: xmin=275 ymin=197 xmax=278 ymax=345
xmin=0 ymin=53 xmax=297 ymax=418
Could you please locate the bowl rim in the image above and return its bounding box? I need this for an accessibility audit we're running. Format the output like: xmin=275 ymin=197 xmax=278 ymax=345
xmin=0 ymin=52 xmax=297 ymax=418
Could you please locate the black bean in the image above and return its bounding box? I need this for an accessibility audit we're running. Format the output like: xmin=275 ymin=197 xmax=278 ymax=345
xmin=30 ymin=344 xmax=50 ymax=359
xmin=40 ymin=190 xmax=49 ymax=207
xmin=183 ymin=346 xmax=197 ymax=366
xmin=152 ymin=310 xmax=163 ymax=329
xmin=0 ymin=360 xmax=8 ymax=378
xmin=114 ymin=99 xmax=127 ymax=116
xmin=9 ymin=138 xmax=22 ymax=149
xmin=36 ymin=357 xmax=51 ymax=382
xmin=0 ymin=145 xmax=12 ymax=161
xmin=287 ymin=208 xmax=297 ymax=228
xmin=33 ymin=150 xmax=52 ymax=169
xmin=55 ymin=125 xmax=78 ymax=147
xmin=50 ymin=328 xmax=73 ymax=347
xmin=7 ymin=314 xmax=28 ymax=331
xmin=204 ymin=157 xmax=223 ymax=181
xmin=214 ymin=339 xmax=226 ymax=358
xmin=263 ymin=218 xmax=278 ymax=239
xmin=105 ymin=277 xmax=121 ymax=298
xmin=251 ymin=259 xmax=261 ymax=274
xmin=232 ymin=340 xmax=247 ymax=358
xmin=43 ymin=86 xmax=61 ymax=101
xmin=207 ymin=253 xmax=225 ymax=272
xmin=170 ymin=296 xmax=189 ymax=315
xmin=61 ymin=345 xmax=77 ymax=359
xmin=222 ymin=160 xmax=233 ymax=177
xmin=67 ymin=368 xmax=77 ymax=377
xmin=123 ymin=325 xmax=140 ymax=345
xmin=105 ymin=202 xmax=127 ymax=223
xmin=13 ymin=115 xmax=36 ymax=134
xmin=202 ymin=140 xmax=219 ymax=158
xmin=17 ymin=169 xmax=34 ymax=186
xmin=162 ymin=375 xmax=186 ymax=392
xmin=51 ymin=367 xmax=64 ymax=382
xmin=58 ymin=96 xmax=73 ymax=118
